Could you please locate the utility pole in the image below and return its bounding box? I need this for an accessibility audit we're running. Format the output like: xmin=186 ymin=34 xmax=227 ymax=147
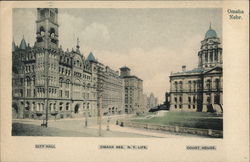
xmin=98 ymin=94 xmax=102 ymax=136
xmin=45 ymin=49 xmax=49 ymax=128
xmin=84 ymin=98 xmax=88 ymax=127
xmin=106 ymin=116 xmax=110 ymax=131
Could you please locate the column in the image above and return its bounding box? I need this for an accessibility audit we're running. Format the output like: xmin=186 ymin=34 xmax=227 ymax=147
xmin=212 ymin=50 xmax=215 ymax=64
xmin=220 ymin=51 xmax=222 ymax=63
xmin=37 ymin=103 xmax=40 ymax=111
xmin=202 ymin=52 xmax=206 ymax=67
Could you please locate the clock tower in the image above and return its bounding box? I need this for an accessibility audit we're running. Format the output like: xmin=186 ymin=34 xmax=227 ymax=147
xmin=35 ymin=8 xmax=59 ymax=49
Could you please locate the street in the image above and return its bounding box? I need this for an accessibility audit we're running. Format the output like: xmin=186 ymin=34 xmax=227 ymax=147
xmin=12 ymin=115 xmax=205 ymax=138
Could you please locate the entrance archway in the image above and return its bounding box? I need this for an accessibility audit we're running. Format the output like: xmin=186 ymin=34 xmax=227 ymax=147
xmin=25 ymin=102 xmax=30 ymax=111
xmin=12 ymin=103 xmax=19 ymax=118
xmin=12 ymin=103 xmax=19 ymax=113
xmin=74 ymin=104 xmax=79 ymax=114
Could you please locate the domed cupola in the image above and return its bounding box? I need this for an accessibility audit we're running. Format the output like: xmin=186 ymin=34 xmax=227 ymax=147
xmin=198 ymin=23 xmax=222 ymax=70
xmin=19 ymin=36 xmax=27 ymax=50
xmin=205 ymin=24 xmax=217 ymax=39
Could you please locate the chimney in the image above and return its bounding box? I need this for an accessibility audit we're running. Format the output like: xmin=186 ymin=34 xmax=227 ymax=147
xmin=182 ymin=65 xmax=186 ymax=72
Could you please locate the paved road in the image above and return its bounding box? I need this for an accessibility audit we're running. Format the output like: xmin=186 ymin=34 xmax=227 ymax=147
xmin=12 ymin=115 xmax=205 ymax=138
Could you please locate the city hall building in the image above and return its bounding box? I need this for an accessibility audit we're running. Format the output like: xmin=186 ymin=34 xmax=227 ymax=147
xmin=12 ymin=8 xmax=131 ymax=119
xmin=169 ymin=25 xmax=223 ymax=112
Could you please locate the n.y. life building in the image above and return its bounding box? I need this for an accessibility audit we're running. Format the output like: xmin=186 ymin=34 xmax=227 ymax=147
xmin=120 ymin=66 xmax=144 ymax=114
xmin=169 ymin=25 xmax=223 ymax=113
xmin=102 ymin=66 xmax=125 ymax=116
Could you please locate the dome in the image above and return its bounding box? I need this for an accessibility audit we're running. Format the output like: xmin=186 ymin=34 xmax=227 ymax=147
xmin=205 ymin=25 xmax=217 ymax=39
xmin=120 ymin=66 xmax=130 ymax=70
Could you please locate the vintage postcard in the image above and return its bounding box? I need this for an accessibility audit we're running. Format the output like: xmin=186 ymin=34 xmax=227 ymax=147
xmin=0 ymin=1 xmax=249 ymax=162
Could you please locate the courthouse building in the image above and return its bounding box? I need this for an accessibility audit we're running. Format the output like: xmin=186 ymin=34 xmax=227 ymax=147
xmin=120 ymin=66 xmax=144 ymax=114
xmin=12 ymin=8 xmax=126 ymax=119
xmin=169 ymin=25 xmax=223 ymax=113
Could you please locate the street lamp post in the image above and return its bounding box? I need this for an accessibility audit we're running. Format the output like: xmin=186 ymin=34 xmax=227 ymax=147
xmin=98 ymin=93 xmax=102 ymax=136
xmin=44 ymin=49 xmax=49 ymax=128
xmin=106 ymin=116 xmax=110 ymax=131
xmin=85 ymin=99 xmax=88 ymax=127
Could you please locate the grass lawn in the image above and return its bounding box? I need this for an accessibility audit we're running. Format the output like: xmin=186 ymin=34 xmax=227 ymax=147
xmin=132 ymin=112 xmax=223 ymax=130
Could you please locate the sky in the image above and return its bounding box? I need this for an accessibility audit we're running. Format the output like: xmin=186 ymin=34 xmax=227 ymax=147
xmin=13 ymin=8 xmax=222 ymax=103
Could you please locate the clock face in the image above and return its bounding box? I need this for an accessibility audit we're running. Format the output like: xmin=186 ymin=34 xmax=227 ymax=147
xmin=41 ymin=31 xmax=45 ymax=36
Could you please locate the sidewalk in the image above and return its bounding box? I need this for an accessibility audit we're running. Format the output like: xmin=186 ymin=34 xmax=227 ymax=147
xmin=88 ymin=124 xmax=204 ymax=138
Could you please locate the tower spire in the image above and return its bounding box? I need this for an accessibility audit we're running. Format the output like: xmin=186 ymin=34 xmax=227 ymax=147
xmin=76 ymin=38 xmax=80 ymax=53
xmin=209 ymin=22 xmax=211 ymax=29
xmin=76 ymin=37 xmax=80 ymax=49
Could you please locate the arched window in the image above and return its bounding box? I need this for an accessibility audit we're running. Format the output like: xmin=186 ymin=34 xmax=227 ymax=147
xmin=210 ymin=51 xmax=213 ymax=62
xmin=207 ymin=96 xmax=211 ymax=104
xmin=66 ymin=103 xmax=70 ymax=111
xmin=214 ymin=94 xmax=220 ymax=104
xmin=193 ymin=81 xmax=196 ymax=91
xmin=205 ymin=53 xmax=208 ymax=62
xmin=66 ymin=80 xmax=70 ymax=88
xmin=179 ymin=96 xmax=182 ymax=103
xmin=40 ymin=26 xmax=45 ymax=32
xmin=215 ymin=79 xmax=220 ymax=90
xmin=193 ymin=97 xmax=196 ymax=103
xmin=26 ymin=77 xmax=31 ymax=86
xmin=179 ymin=81 xmax=183 ymax=91
xmin=59 ymin=102 xmax=63 ymax=111
xmin=206 ymin=79 xmax=211 ymax=90
xmin=49 ymin=103 xmax=52 ymax=111
xmin=188 ymin=81 xmax=192 ymax=91
xmin=174 ymin=81 xmax=178 ymax=91
xmin=214 ymin=50 xmax=218 ymax=61
xmin=49 ymin=28 xmax=55 ymax=37
xmin=59 ymin=78 xmax=63 ymax=88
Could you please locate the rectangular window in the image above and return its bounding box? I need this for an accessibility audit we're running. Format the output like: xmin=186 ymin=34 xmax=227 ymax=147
xmin=210 ymin=52 xmax=213 ymax=61
xmin=205 ymin=53 xmax=208 ymax=62
xmin=214 ymin=51 xmax=218 ymax=61
xmin=59 ymin=90 xmax=63 ymax=97
xmin=65 ymin=91 xmax=69 ymax=98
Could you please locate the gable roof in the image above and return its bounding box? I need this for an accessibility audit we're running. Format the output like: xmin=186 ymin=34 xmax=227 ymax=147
xmin=19 ymin=38 xmax=27 ymax=50
xmin=87 ymin=52 xmax=97 ymax=63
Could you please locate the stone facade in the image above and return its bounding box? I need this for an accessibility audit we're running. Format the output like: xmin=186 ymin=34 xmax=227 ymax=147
xmin=148 ymin=93 xmax=158 ymax=109
xmin=169 ymin=25 xmax=223 ymax=113
xmin=120 ymin=66 xmax=144 ymax=114
xmin=102 ymin=66 xmax=125 ymax=115
xmin=12 ymin=8 xmax=127 ymax=119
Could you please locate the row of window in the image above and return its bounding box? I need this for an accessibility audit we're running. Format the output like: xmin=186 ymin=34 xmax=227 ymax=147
xmin=173 ymin=79 xmax=221 ymax=91
xmin=204 ymin=51 xmax=220 ymax=62
xmin=59 ymin=67 xmax=71 ymax=76
xmin=174 ymin=105 xmax=196 ymax=109
xmin=21 ymin=53 xmax=35 ymax=61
